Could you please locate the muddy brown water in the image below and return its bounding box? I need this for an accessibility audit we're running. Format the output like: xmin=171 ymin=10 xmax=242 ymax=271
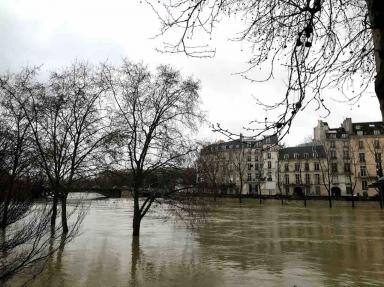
xmin=11 ymin=195 xmax=384 ymax=287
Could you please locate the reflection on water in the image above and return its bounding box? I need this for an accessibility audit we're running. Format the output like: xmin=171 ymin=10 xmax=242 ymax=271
xmin=11 ymin=196 xmax=384 ymax=287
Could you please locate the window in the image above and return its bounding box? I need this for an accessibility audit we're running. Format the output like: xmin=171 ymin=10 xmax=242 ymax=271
xmin=374 ymin=140 xmax=380 ymax=149
xmin=284 ymin=174 xmax=290 ymax=185
xmin=344 ymin=163 xmax=351 ymax=173
xmin=314 ymin=162 xmax=320 ymax=171
xmin=329 ymin=133 xmax=336 ymax=139
xmin=331 ymin=163 xmax=338 ymax=173
xmin=342 ymin=134 xmax=348 ymax=139
xmin=267 ymin=152 xmax=271 ymax=159
xmin=358 ymin=140 xmax=364 ymax=149
xmin=267 ymin=172 xmax=272 ymax=181
xmin=295 ymin=174 xmax=301 ymax=184
xmin=330 ymin=141 xmax=336 ymax=148
xmin=343 ymin=149 xmax=349 ymax=159
xmin=268 ymin=161 xmax=272 ymax=169
xmin=284 ymin=154 xmax=289 ymax=160
xmin=247 ymin=173 xmax=252 ymax=181
xmin=330 ymin=150 xmax=337 ymax=159
xmin=313 ymin=152 xmax=318 ymax=158
xmin=285 ymin=186 xmax=290 ymax=195
xmin=360 ymin=166 xmax=367 ymax=177
xmin=248 ymin=163 xmax=252 ymax=170
xmin=305 ymin=174 xmax=310 ymax=184
xmin=255 ymin=164 xmax=259 ymax=170
xmin=376 ymin=153 xmax=382 ymax=163
xmin=284 ymin=163 xmax=289 ymax=172
xmin=346 ymin=186 xmax=352 ymax=195
xmin=295 ymin=163 xmax=300 ymax=172
xmin=359 ymin=153 xmax=365 ymax=163
xmin=374 ymin=130 xmax=380 ymax=135
xmin=294 ymin=153 xmax=299 ymax=159
xmin=315 ymin=186 xmax=321 ymax=195
xmin=304 ymin=153 xmax=309 ymax=159
xmin=357 ymin=130 xmax=363 ymax=136
xmin=255 ymin=155 xmax=259 ymax=161
xmin=247 ymin=155 xmax=251 ymax=162
xmin=314 ymin=174 xmax=320 ymax=184
xmin=304 ymin=163 xmax=309 ymax=171
xmin=362 ymin=180 xmax=368 ymax=190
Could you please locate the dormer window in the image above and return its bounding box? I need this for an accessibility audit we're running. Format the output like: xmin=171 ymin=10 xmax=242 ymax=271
xmin=294 ymin=153 xmax=299 ymax=159
xmin=303 ymin=153 xmax=309 ymax=159
xmin=313 ymin=152 xmax=318 ymax=158
xmin=284 ymin=154 xmax=289 ymax=160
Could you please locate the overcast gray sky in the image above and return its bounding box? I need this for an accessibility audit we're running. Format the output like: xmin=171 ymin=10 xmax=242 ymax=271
xmin=0 ymin=0 xmax=381 ymax=146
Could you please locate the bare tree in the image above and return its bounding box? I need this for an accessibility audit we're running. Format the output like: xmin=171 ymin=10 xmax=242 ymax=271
xmin=0 ymin=64 xmax=108 ymax=233
xmin=344 ymin=140 xmax=359 ymax=207
xmin=0 ymin=76 xmax=35 ymax=230
xmin=151 ymin=0 xmax=383 ymax=139
xmin=0 ymin=197 xmax=84 ymax=286
xmin=101 ymin=60 xmax=205 ymax=237
xmin=313 ymin=142 xmax=333 ymax=208
xmin=197 ymin=143 xmax=227 ymax=200
xmin=230 ymin=143 xmax=247 ymax=203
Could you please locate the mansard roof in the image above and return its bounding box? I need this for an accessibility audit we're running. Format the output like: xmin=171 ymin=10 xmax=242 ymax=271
xmin=278 ymin=145 xmax=326 ymax=160
xmin=204 ymin=134 xmax=278 ymax=151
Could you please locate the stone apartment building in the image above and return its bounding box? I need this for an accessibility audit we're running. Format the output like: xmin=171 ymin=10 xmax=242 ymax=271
xmin=277 ymin=145 xmax=329 ymax=197
xmin=198 ymin=118 xmax=384 ymax=198
xmin=198 ymin=135 xmax=280 ymax=195
xmin=314 ymin=118 xmax=384 ymax=197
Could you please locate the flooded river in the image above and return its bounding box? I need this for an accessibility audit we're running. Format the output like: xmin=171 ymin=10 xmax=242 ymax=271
xmin=14 ymin=195 xmax=384 ymax=286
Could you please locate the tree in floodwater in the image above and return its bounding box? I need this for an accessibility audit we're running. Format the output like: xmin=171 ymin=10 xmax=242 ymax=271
xmin=230 ymin=142 xmax=247 ymax=203
xmin=0 ymin=65 xmax=108 ymax=233
xmin=151 ymin=0 xmax=384 ymax=139
xmin=197 ymin=143 xmax=227 ymax=200
xmin=0 ymin=196 xmax=84 ymax=286
xmin=101 ymin=60 xmax=205 ymax=237
xmin=0 ymin=77 xmax=35 ymax=230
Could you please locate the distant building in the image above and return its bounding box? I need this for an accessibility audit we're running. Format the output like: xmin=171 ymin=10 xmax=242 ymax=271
xmin=198 ymin=135 xmax=281 ymax=195
xmin=314 ymin=118 xmax=384 ymax=197
xmin=278 ymin=145 xmax=328 ymax=196
xmin=198 ymin=118 xmax=384 ymax=198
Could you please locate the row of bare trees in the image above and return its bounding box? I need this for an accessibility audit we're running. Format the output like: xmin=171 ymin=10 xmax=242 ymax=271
xmin=0 ymin=59 xmax=205 ymax=284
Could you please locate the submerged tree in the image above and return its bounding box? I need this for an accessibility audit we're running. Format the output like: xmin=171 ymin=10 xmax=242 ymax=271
xmin=0 ymin=76 xmax=35 ymax=230
xmin=151 ymin=0 xmax=384 ymax=139
xmin=102 ymin=60 xmax=205 ymax=237
xmin=0 ymin=64 xmax=108 ymax=233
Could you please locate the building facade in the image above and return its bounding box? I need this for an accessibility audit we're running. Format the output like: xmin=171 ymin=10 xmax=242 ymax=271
xmin=314 ymin=118 xmax=384 ymax=197
xmin=278 ymin=145 xmax=329 ymax=197
xmin=198 ymin=118 xmax=384 ymax=198
xmin=198 ymin=135 xmax=280 ymax=195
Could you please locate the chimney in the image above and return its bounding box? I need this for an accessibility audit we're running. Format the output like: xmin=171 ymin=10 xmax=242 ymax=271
xmin=342 ymin=118 xmax=352 ymax=134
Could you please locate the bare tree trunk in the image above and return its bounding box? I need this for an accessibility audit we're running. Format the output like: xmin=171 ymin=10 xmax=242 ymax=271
xmin=51 ymin=195 xmax=58 ymax=228
xmin=351 ymin=192 xmax=355 ymax=208
xmin=304 ymin=193 xmax=307 ymax=208
xmin=130 ymin=236 xmax=140 ymax=286
xmin=238 ymin=184 xmax=242 ymax=204
xmin=328 ymin=189 xmax=332 ymax=208
xmin=132 ymin=189 xmax=141 ymax=237
xmin=1 ymin=178 xmax=15 ymax=229
xmin=1 ymin=191 xmax=11 ymax=229
xmin=61 ymin=196 xmax=68 ymax=233
xmin=367 ymin=0 xmax=384 ymax=120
